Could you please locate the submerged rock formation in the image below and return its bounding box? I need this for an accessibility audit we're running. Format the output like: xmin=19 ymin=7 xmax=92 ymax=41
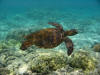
xmin=30 ymin=50 xmax=68 ymax=74
xmin=93 ymin=43 xmax=100 ymax=52
xmin=68 ymin=50 xmax=97 ymax=73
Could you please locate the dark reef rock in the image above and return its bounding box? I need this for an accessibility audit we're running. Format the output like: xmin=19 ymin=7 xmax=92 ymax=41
xmin=0 ymin=68 xmax=10 ymax=75
xmin=93 ymin=43 xmax=100 ymax=52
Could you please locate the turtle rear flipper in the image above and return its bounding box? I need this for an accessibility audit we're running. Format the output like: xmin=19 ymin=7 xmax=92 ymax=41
xmin=48 ymin=22 xmax=63 ymax=31
xmin=20 ymin=39 xmax=34 ymax=50
xmin=64 ymin=37 xmax=73 ymax=56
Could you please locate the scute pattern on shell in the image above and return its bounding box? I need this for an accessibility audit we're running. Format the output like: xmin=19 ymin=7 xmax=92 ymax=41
xmin=21 ymin=28 xmax=64 ymax=49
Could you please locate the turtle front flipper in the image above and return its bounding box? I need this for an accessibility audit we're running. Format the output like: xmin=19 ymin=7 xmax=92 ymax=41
xmin=64 ymin=37 xmax=74 ymax=56
xmin=48 ymin=22 xmax=63 ymax=31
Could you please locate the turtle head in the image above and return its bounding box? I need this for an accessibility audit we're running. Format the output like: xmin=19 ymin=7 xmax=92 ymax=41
xmin=64 ymin=29 xmax=78 ymax=36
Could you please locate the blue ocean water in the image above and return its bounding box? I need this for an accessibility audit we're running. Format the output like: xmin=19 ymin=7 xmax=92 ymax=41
xmin=0 ymin=0 xmax=100 ymax=49
xmin=0 ymin=0 xmax=100 ymax=74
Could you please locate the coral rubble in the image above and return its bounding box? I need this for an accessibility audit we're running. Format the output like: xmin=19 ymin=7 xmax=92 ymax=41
xmin=68 ymin=50 xmax=97 ymax=73
xmin=30 ymin=50 xmax=67 ymax=74
xmin=93 ymin=43 xmax=100 ymax=52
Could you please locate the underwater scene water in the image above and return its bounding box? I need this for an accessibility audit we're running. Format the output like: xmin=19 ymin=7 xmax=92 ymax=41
xmin=0 ymin=0 xmax=100 ymax=75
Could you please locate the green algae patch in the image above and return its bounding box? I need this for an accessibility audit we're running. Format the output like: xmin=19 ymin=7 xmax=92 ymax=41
xmin=68 ymin=50 xmax=97 ymax=73
xmin=0 ymin=68 xmax=10 ymax=75
xmin=30 ymin=50 xmax=68 ymax=74
xmin=0 ymin=39 xmax=21 ymax=50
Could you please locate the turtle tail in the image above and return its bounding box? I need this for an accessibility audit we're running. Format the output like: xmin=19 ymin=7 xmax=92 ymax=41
xmin=20 ymin=40 xmax=33 ymax=50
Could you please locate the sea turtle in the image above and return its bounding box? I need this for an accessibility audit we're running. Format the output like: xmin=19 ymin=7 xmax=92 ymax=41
xmin=20 ymin=22 xmax=78 ymax=56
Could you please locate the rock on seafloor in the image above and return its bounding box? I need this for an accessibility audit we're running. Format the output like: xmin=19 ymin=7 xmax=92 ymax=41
xmin=29 ymin=50 xmax=68 ymax=74
xmin=68 ymin=50 xmax=97 ymax=72
xmin=93 ymin=43 xmax=100 ymax=52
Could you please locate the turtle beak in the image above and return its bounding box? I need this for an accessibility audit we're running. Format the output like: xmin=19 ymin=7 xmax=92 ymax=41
xmin=71 ymin=29 xmax=78 ymax=35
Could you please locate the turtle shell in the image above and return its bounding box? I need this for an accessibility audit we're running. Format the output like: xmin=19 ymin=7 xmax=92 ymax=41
xmin=20 ymin=28 xmax=64 ymax=50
